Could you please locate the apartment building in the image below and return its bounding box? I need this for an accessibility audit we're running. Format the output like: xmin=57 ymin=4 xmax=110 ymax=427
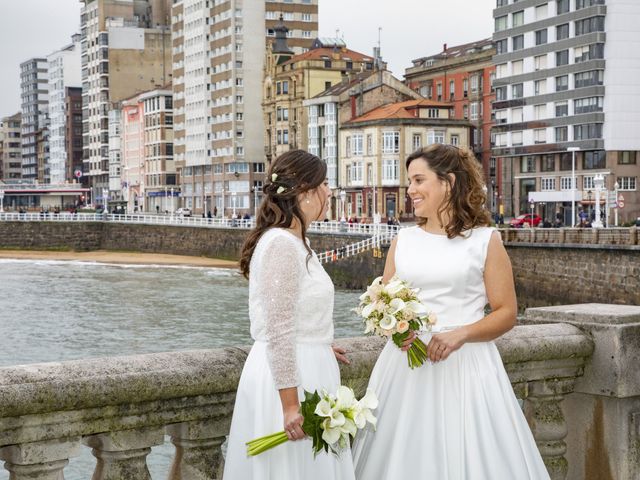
xmin=80 ymin=0 xmax=172 ymax=204
xmin=0 ymin=113 xmax=22 ymax=182
xmin=20 ymin=58 xmax=48 ymax=182
xmin=47 ymin=34 xmax=82 ymax=184
xmin=405 ymin=39 xmax=499 ymax=213
xmin=492 ymin=0 xmax=640 ymax=223
xmin=304 ymin=70 xmax=422 ymax=218
xmin=340 ymin=100 xmax=471 ymax=221
xmin=171 ymin=0 xmax=318 ymax=217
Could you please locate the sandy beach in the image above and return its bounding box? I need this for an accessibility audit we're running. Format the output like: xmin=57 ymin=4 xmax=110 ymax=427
xmin=0 ymin=249 xmax=238 ymax=269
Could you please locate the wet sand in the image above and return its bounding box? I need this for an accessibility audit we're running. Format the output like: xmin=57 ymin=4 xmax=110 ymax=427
xmin=0 ymin=250 xmax=238 ymax=269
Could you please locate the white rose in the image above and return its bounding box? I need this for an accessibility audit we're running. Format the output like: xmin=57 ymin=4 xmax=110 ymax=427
xmin=396 ymin=320 xmax=409 ymax=334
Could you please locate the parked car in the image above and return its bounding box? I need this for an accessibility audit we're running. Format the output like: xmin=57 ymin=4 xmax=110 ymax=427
xmin=510 ymin=214 xmax=542 ymax=228
xmin=175 ymin=207 xmax=192 ymax=217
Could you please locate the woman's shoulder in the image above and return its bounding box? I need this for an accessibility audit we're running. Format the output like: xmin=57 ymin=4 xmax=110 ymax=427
xmin=256 ymin=227 xmax=304 ymax=252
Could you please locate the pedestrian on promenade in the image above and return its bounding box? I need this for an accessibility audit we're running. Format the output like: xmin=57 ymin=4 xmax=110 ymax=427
xmin=224 ymin=150 xmax=354 ymax=480
xmin=352 ymin=144 xmax=549 ymax=479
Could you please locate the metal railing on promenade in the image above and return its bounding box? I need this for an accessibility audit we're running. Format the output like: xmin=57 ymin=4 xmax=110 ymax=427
xmin=316 ymin=231 xmax=396 ymax=264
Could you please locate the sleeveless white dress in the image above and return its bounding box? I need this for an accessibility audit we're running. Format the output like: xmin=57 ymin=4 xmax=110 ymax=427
xmin=352 ymin=226 xmax=549 ymax=480
xmin=223 ymin=228 xmax=355 ymax=480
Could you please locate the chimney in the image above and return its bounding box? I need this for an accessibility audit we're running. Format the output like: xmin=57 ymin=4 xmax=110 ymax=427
xmin=443 ymin=43 xmax=447 ymax=53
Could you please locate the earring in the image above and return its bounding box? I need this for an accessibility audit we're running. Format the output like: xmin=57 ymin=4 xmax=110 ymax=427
xmin=306 ymin=199 xmax=311 ymax=204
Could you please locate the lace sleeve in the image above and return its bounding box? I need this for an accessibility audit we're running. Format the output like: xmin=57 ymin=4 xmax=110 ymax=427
xmin=257 ymin=235 xmax=303 ymax=390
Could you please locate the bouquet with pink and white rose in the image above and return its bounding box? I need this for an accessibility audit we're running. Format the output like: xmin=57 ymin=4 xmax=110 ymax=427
xmin=355 ymin=275 xmax=437 ymax=369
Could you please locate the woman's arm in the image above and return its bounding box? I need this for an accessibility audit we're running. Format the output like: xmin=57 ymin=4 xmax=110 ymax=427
xmin=381 ymin=236 xmax=398 ymax=283
xmin=427 ymin=231 xmax=517 ymax=361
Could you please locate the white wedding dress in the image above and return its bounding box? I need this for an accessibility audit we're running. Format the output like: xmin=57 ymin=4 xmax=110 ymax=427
xmin=223 ymin=228 xmax=355 ymax=480
xmin=352 ymin=226 xmax=549 ymax=480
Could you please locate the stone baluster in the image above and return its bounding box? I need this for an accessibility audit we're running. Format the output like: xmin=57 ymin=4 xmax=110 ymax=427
xmin=524 ymin=378 xmax=576 ymax=480
xmin=167 ymin=418 xmax=231 ymax=480
xmin=0 ymin=438 xmax=80 ymax=480
xmin=83 ymin=427 xmax=164 ymax=480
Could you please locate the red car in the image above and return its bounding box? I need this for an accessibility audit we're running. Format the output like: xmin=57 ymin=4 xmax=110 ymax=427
xmin=509 ymin=214 xmax=542 ymax=228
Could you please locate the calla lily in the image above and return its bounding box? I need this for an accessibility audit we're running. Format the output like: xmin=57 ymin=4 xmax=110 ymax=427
xmin=329 ymin=408 xmax=346 ymax=428
xmin=389 ymin=297 xmax=406 ymax=315
xmin=335 ymin=386 xmax=356 ymax=410
xmin=314 ymin=398 xmax=333 ymax=417
xmin=379 ymin=313 xmax=397 ymax=331
xmin=359 ymin=389 xmax=379 ymax=410
xmin=361 ymin=302 xmax=376 ymax=318
xmin=384 ymin=278 xmax=405 ymax=295
xmin=321 ymin=420 xmax=341 ymax=444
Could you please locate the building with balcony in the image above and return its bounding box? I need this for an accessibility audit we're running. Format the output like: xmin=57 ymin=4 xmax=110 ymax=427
xmin=171 ymin=0 xmax=318 ymax=217
xmin=304 ymin=69 xmax=422 ymax=218
xmin=405 ymin=39 xmax=498 ymax=213
xmin=492 ymin=0 xmax=640 ymax=223
xmin=0 ymin=113 xmax=22 ymax=182
xmin=20 ymin=58 xmax=48 ymax=182
xmin=47 ymin=34 xmax=82 ymax=185
xmin=80 ymin=0 xmax=172 ymax=205
xmin=339 ymin=100 xmax=471 ymax=221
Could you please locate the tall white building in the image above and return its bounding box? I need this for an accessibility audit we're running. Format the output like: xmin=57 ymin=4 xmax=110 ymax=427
xmin=492 ymin=0 xmax=640 ymax=222
xmin=172 ymin=0 xmax=318 ymax=216
xmin=47 ymin=34 xmax=82 ymax=185
xmin=20 ymin=58 xmax=48 ymax=182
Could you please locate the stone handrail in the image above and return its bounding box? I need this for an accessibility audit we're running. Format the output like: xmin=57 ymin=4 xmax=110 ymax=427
xmin=499 ymin=226 xmax=639 ymax=246
xmin=0 ymin=324 xmax=593 ymax=480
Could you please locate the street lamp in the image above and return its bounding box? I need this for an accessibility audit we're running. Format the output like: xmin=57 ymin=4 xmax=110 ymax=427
xmin=567 ymin=147 xmax=580 ymax=227
xmin=593 ymin=173 xmax=604 ymax=228
xmin=0 ymin=190 xmax=4 ymax=213
xmin=170 ymin=187 xmax=174 ymax=216
xmin=102 ymin=188 xmax=109 ymax=216
xmin=339 ymin=189 xmax=346 ymax=223
xmin=231 ymin=191 xmax=237 ymax=218
xmin=529 ymin=199 xmax=535 ymax=229
xmin=252 ymin=186 xmax=260 ymax=218
xmin=614 ymin=181 xmax=620 ymax=227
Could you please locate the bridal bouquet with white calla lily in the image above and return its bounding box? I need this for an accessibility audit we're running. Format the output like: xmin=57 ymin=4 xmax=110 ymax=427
xmin=355 ymin=275 xmax=437 ymax=369
xmin=246 ymin=386 xmax=378 ymax=457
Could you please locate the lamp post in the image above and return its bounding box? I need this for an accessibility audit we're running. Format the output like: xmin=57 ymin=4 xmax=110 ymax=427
xmin=614 ymin=181 xmax=620 ymax=227
xmin=593 ymin=173 xmax=604 ymax=228
xmin=252 ymin=186 xmax=259 ymax=218
xmin=231 ymin=191 xmax=237 ymax=218
xmin=567 ymin=147 xmax=580 ymax=227
xmin=102 ymin=188 xmax=109 ymax=216
xmin=586 ymin=190 xmax=592 ymax=221
xmin=529 ymin=199 xmax=535 ymax=229
xmin=339 ymin=189 xmax=346 ymax=223
xmin=170 ymin=187 xmax=174 ymax=217
xmin=0 ymin=190 xmax=4 ymax=213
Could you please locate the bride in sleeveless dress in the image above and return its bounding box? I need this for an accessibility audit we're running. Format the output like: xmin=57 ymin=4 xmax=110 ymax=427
xmin=223 ymin=150 xmax=354 ymax=480
xmin=352 ymin=145 xmax=549 ymax=480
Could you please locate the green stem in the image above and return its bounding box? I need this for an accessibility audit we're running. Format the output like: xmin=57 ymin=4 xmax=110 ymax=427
xmin=246 ymin=431 xmax=289 ymax=456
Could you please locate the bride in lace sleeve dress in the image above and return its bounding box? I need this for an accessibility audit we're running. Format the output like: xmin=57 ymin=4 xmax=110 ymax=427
xmin=352 ymin=145 xmax=549 ymax=480
xmin=223 ymin=150 xmax=354 ymax=480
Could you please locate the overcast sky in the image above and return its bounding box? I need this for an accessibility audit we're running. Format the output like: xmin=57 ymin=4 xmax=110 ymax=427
xmin=0 ymin=0 xmax=495 ymax=118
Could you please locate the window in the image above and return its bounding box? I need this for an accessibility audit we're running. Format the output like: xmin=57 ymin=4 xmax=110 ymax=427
xmin=471 ymin=75 xmax=480 ymax=93
xmin=584 ymin=176 xmax=595 ymax=189
xmin=575 ymin=16 xmax=605 ymax=36
xmin=574 ymin=123 xmax=603 ymax=140
xmin=618 ymin=151 xmax=637 ymax=165
xmin=495 ymin=15 xmax=508 ymax=31
xmin=463 ymin=105 xmax=469 ymax=119
xmin=496 ymin=63 xmax=508 ymax=78
xmin=302 ymin=13 xmax=312 ymax=21
xmin=534 ymin=129 xmax=547 ymax=144
xmin=512 ymin=83 xmax=523 ymax=99
xmin=535 ymin=3 xmax=548 ymax=19
xmin=463 ymin=78 xmax=469 ymax=96
xmin=496 ymin=86 xmax=507 ymax=101
xmin=560 ymin=153 xmax=572 ymax=170
xmin=556 ymin=75 xmax=569 ymax=91
xmin=583 ymin=150 xmax=606 ymax=169
xmin=576 ymin=0 xmax=605 ymax=8
xmin=534 ymin=104 xmax=546 ymax=120
xmin=574 ymin=96 xmax=603 ymax=114
xmin=617 ymin=176 xmax=637 ymax=190
xmin=542 ymin=155 xmax=555 ymax=172
xmin=556 ymin=101 xmax=568 ymax=117
xmin=470 ymin=102 xmax=480 ymax=120
xmin=557 ymin=0 xmax=570 ymax=14
xmin=534 ymin=54 xmax=547 ymax=70
xmin=575 ymin=70 xmax=603 ymax=88
xmin=496 ymin=39 xmax=508 ymax=55
xmin=512 ymin=107 xmax=523 ymax=123
xmin=412 ymin=133 xmax=422 ymax=151
xmin=556 ymin=23 xmax=569 ymax=40
xmin=535 ymin=79 xmax=547 ymax=95
xmin=555 ymin=126 xmax=568 ymax=142
xmin=512 ymin=131 xmax=523 ymax=146
xmin=535 ymin=29 xmax=548 ymax=45
xmin=512 ymin=60 xmax=523 ymax=75
xmin=512 ymin=11 xmax=524 ymax=27
xmin=382 ymin=159 xmax=399 ymax=182
xmin=253 ymin=162 xmax=265 ymax=173
xmin=352 ymin=134 xmax=363 ymax=155
xmin=449 ymin=80 xmax=455 ymax=100
xmin=574 ymin=44 xmax=604 ymax=63
xmin=366 ymin=134 xmax=373 ymax=155
xmin=521 ymin=156 xmax=535 ymax=172
xmin=561 ymin=177 xmax=576 ymax=190
xmin=450 ymin=134 xmax=460 ymax=146
xmin=512 ymin=35 xmax=524 ymax=51
xmin=382 ymin=131 xmax=400 ymax=153
xmin=427 ymin=130 xmax=445 ymax=144
xmin=541 ymin=177 xmax=556 ymax=190
xmin=345 ymin=136 xmax=351 ymax=156
xmin=495 ymin=133 xmax=507 ymax=147
xmin=497 ymin=0 xmax=508 ymax=6
xmin=556 ymin=50 xmax=569 ymax=66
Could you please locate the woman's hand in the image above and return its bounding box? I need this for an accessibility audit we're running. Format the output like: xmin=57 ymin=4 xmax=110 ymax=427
xmin=283 ymin=406 xmax=306 ymax=441
xmin=399 ymin=330 xmax=416 ymax=351
xmin=427 ymin=329 xmax=468 ymax=362
xmin=332 ymin=345 xmax=350 ymax=364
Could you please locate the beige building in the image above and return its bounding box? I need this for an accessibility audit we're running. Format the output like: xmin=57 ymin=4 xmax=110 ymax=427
xmin=340 ymin=100 xmax=470 ymax=221
xmin=171 ymin=0 xmax=318 ymax=217
xmin=0 ymin=113 xmax=22 ymax=181
xmin=263 ymin=33 xmax=376 ymax=162
xmin=80 ymin=0 xmax=172 ymax=204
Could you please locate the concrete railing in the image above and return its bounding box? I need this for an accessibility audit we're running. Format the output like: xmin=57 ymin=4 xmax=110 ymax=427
xmin=0 ymin=323 xmax=595 ymax=480
xmin=499 ymin=226 xmax=639 ymax=246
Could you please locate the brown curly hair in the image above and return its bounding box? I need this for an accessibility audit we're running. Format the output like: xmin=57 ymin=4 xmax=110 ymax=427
xmin=239 ymin=150 xmax=327 ymax=278
xmin=406 ymin=144 xmax=490 ymax=238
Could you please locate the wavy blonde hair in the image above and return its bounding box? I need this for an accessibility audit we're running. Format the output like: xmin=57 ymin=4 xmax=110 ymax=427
xmin=406 ymin=144 xmax=491 ymax=238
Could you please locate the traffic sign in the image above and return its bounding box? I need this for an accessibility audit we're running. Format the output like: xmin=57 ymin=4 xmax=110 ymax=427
xmin=74 ymin=169 xmax=82 ymax=179
xmin=618 ymin=200 xmax=625 ymax=209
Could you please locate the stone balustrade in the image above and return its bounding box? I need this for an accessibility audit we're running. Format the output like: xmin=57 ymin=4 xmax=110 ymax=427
xmin=499 ymin=226 xmax=639 ymax=247
xmin=0 ymin=323 xmax=595 ymax=480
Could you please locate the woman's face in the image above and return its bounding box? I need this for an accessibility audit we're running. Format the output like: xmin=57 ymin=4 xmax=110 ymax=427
xmin=300 ymin=180 xmax=331 ymax=223
xmin=407 ymin=158 xmax=450 ymax=220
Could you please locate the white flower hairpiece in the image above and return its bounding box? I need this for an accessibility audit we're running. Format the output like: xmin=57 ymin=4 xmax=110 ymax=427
xmin=272 ymin=173 xmax=278 ymax=182
xmin=276 ymin=186 xmax=286 ymax=194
